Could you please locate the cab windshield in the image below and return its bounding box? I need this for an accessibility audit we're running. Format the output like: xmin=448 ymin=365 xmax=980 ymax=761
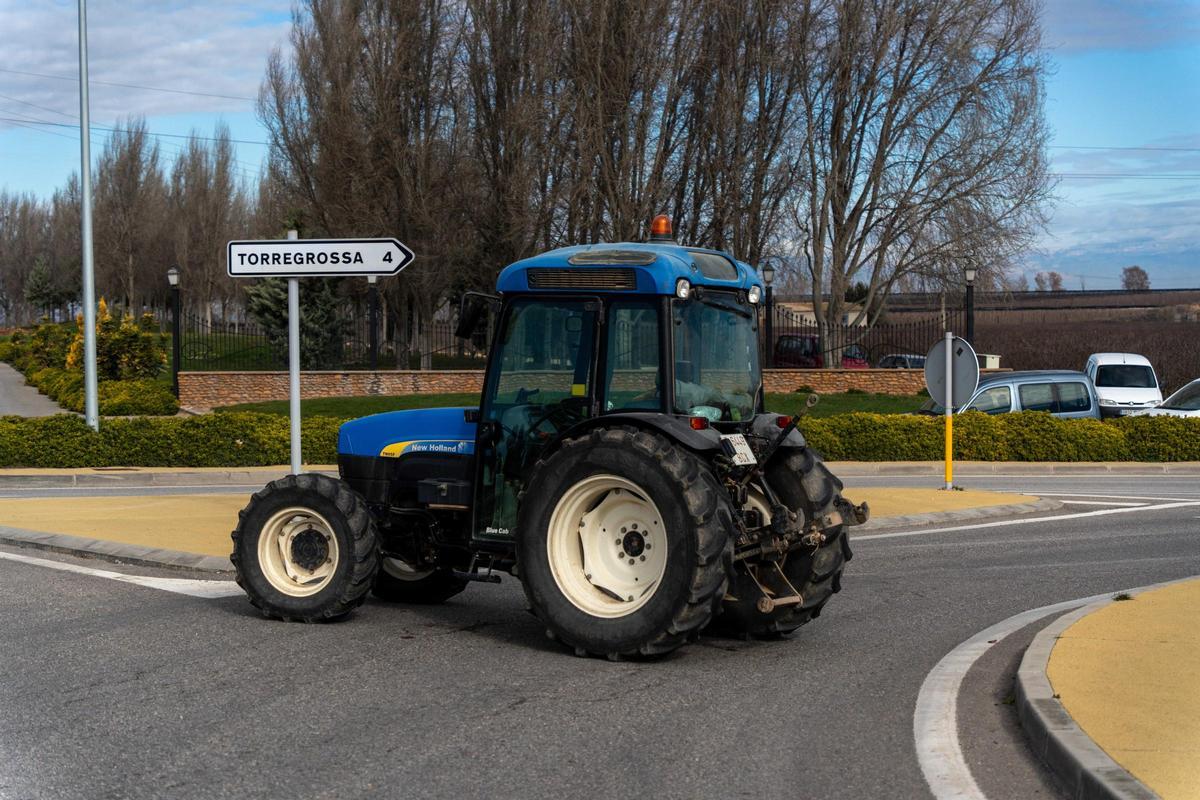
xmin=672 ymin=293 xmax=760 ymax=421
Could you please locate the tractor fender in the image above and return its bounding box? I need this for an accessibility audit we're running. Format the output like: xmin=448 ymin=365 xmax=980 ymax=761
xmin=751 ymin=412 xmax=808 ymax=450
xmin=545 ymin=412 xmax=723 ymax=457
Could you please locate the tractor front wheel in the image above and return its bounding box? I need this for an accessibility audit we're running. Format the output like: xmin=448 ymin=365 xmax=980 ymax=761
xmin=231 ymin=473 xmax=380 ymax=622
xmin=517 ymin=427 xmax=732 ymax=658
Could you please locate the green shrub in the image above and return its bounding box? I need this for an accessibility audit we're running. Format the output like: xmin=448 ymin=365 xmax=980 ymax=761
xmin=0 ymin=341 xmax=13 ymax=362
xmin=1113 ymin=415 xmax=1200 ymax=461
xmin=19 ymin=366 xmax=178 ymax=416
xmin=0 ymin=412 xmax=341 ymax=468
xmin=97 ymin=380 xmax=179 ymax=416
xmin=66 ymin=300 xmax=166 ymax=380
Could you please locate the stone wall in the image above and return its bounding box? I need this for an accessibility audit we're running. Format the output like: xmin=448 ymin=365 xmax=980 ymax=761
xmin=181 ymin=367 xmax=1007 ymax=411
xmin=764 ymin=368 xmax=927 ymax=395
xmin=180 ymin=370 xmax=485 ymax=412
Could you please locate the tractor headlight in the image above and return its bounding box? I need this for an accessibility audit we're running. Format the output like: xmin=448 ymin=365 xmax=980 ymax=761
xmin=747 ymin=285 xmax=762 ymax=304
xmin=675 ymin=279 xmax=691 ymax=299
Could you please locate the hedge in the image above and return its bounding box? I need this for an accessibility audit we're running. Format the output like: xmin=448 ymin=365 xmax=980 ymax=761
xmin=0 ymin=409 xmax=1196 ymax=468
xmin=796 ymin=411 xmax=1199 ymax=462
xmin=1 ymin=319 xmax=177 ymax=416
xmin=25 ymin=367 xmax=179 ymax=416
xmin=0 ymin=413 xmax=340 ymax=468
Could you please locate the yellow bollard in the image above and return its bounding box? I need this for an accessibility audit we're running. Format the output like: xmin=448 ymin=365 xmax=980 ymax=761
xmin=944 ymin=411 xmax=953 ymax=488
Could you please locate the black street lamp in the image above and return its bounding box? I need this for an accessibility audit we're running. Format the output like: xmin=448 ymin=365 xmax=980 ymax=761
xmin=367 ymin=275 xmax=380 ymax=371
xmin=964 ymin=265 xmax=977 ymax=344
xmin=166 ymin=266 xmax=181 ymax=398
xmin=761 ymin=261 xmax=776 ymax=368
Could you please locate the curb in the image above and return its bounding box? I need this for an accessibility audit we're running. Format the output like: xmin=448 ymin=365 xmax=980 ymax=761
xmin=858 ymin=497 xmax=1062 ymax=532
xmin=0 ymin=525 xmax=233 ymax=575
xmin=0 ymin=468 xmax=338 ymax=489
xmin=1016 ymin=598 xmax=1159 ymax=800
xmin=831 ymin=461 xmax=1200 ymax=476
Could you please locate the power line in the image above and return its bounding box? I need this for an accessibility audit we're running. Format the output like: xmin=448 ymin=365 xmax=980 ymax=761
xmin=0 ymin=67 xmax=256 ymax=102
xmin=0 ymin=116 xmax=269 ymax=146
xmin=0 ymin=91 xmax=77 ymax=120
xmin=1053 ymin=173 xmax=1200 ymax=180
xmin=1050 ymin=144 xmax=1200 ymax=153
xmin=0 ymin=113 xmax=264 ymax=183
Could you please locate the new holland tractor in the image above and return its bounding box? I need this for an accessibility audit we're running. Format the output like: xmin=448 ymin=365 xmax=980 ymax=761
xmin=231 ymin=217 xmax=867 ymax=658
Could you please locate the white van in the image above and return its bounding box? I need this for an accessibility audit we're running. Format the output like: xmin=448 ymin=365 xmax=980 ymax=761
xmin=1083 ymin=353 xmax=1162 ymax=417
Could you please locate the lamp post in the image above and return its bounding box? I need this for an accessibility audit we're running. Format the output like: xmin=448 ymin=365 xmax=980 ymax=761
xmin=367 ymin=275 xmax=379 ymax=371
xmin=964 ymin=265 xmax=977 ymax=344
xmin=167 ymin=266 xmax=181 ymax=398
xmin=761 ymin=261 xmax=776 ymax=368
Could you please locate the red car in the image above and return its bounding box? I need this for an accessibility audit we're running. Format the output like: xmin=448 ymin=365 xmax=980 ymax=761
xmin=773 ymin=334 xmax=869 ymax=368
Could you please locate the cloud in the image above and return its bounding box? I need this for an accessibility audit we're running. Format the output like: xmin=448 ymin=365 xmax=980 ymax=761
xmin=1042 ymin=0 xmax=1200 ymax=52
xmin=0 ymin=0 xmax=290 ymax=125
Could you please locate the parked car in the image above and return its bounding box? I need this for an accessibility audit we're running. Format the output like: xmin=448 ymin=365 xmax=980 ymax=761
xmin=877 ymin=353 xmax=926 ymax=369
xmin=1084 ymin=353 xmax=1163 ymax=417
xmin=918 ymin=370 xmax=1101 ymax=419
xmin=1133 ymin=378 xmax=1200 ymax=418
xmin=774 ymin=334 xmax=869 ymax=368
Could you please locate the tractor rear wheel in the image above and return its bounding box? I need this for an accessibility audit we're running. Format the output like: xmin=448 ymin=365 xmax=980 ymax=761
xmin=372 ymin=559 xmax=468 ymax=604
xmin=230 ymin=473 xmax=380 ymax=622
xmin=720 ymin=448 xmax=852 ymax=637
xmin=517 ymin=427 xmax=733 ymax=658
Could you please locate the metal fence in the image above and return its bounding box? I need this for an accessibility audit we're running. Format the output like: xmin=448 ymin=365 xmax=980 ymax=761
xmin=764 ymin=305 xmax=961 ymax=368
xmin=180 ymin=304 xmax=492 ymax=372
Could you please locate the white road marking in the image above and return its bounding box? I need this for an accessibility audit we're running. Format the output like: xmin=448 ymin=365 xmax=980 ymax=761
xmin=1059 ymin=500 xmax=1147 ymax=507
xmin=913 ymin=592 xmax=1110 ymax=800
xmin=1021 ymin=491 xmax=1200 ymax=502
xmin=0 ymin=549 xmax=242 ymax=598
xmin=856 ymin=501 xmax=1200 ymax=542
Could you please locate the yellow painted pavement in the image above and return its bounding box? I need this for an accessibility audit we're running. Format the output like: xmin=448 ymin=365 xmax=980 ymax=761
xmin=0 ymin=487 xmax=1033 ymax=559
xmin=1048 ymin=579 xmax=1200 ymax=800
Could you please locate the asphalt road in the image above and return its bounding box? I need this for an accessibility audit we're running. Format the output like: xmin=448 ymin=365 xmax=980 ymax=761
xmin=0 ymin=475 xmax=1197 ymax=800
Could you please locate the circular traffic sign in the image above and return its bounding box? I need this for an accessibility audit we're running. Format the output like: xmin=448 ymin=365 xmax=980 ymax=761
xmin=924 ymin=336 xmax=980 ymax=409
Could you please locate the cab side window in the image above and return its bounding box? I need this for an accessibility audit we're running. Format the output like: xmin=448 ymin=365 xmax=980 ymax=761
xmin=966 ymin=386 xmax=1012 ymax=414
xmin=604 ymin=301 xmax=661 ymax=412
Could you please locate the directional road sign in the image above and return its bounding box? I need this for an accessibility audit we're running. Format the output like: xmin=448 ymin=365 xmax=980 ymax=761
xmin=227 ymin=237 xmax=414 ymax=278
xmin=924 ymin=335 xmax=980 ymax=410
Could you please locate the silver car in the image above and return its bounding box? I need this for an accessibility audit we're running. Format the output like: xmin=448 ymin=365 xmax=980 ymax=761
xmin=920 ymin=370 xmax=1101 ymax=419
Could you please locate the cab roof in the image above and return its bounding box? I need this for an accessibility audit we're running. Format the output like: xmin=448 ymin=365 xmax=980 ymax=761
xmin=495 ymin=242 xmax=761 ymax=296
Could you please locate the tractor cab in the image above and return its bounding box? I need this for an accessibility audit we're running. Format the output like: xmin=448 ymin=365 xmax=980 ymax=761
xmin=460 ymin=223 xmax=765 ymax=543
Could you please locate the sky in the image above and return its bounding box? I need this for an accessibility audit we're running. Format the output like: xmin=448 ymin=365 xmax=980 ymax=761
xmin=0 ymin=0 xmax=1198 ymax=289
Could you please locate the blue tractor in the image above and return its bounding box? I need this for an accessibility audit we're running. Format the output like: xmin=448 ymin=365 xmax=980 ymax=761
xmin=231 ymin=217 xmax=867 ymax=658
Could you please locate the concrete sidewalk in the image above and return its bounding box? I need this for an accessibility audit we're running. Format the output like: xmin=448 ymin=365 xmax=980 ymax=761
xmin=0 ymin=362 xmax=63 ymax=416
xmin=1 ymin=461 xmax=1197 ymax=489
xmin=1018 ymin=578 xmax=1200 ymax=800
xmin=0 ymin=486 xmax=1043 ymax=573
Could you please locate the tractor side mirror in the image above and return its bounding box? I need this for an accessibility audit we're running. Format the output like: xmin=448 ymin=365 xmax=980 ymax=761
xmin=456 ymin=291 xmax=499 ymax=347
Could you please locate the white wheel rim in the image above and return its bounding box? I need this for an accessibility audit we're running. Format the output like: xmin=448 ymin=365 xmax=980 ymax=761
xmin=546 ymin=474 xmax=668 ymax=619
xmin=381 ymin=557 xmax=434 ymax=582
xmin=256 ymin=507 xmax=340 ymax=597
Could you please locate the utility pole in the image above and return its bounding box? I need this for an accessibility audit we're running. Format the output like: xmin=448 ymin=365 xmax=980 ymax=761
xmin=77 ymin=0 xmax=99 ymax=430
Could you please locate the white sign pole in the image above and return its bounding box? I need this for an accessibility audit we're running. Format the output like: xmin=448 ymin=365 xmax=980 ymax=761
xmin=287 ymin=230 xmax=302 ymax=475
xmin=943 ymin=330 xmax=953 ymax=490
xmin=77 ymin=0 xmax=99 ymax=431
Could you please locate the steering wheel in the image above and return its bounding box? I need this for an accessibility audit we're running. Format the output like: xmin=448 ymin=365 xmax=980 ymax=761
xmin=526 ymin=399 xmax=587 ymax=436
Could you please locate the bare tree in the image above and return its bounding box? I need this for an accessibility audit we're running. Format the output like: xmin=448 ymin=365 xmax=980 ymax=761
xmin=93 ymin=118 xmax=170 ymax=312
xmin=794 ymin=0 xmax=1051 ymax=363
xmin=170 ymin=125 xmax=248 ymax=323
xmin=1121 ymin=265 xmax=1150 ymax=291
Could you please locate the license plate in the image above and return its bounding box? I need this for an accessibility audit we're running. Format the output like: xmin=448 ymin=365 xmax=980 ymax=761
xmin=720 ymin=434 xmax=757 ymax=466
